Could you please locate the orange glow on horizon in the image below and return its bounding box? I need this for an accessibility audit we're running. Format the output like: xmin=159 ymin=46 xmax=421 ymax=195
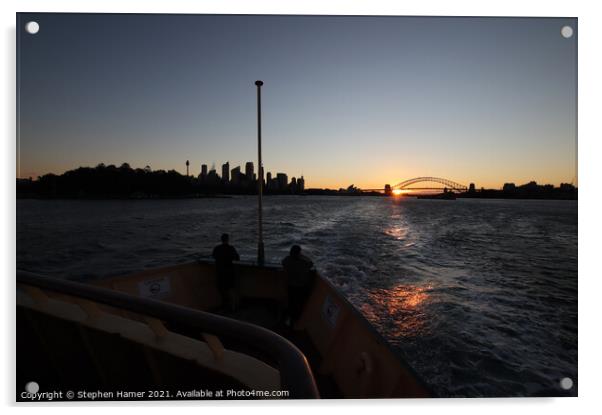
xmin=391 ymin=189 xmax=414 ymax=196
xmin=16 ymin=164 xmax=575 ymax=190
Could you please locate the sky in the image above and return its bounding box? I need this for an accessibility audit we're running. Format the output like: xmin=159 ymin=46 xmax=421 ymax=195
xmin=17 ymin=14 xmax=577 ymax=189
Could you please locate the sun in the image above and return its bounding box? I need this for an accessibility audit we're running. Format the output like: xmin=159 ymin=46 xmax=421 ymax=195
xmin=392 ymin=189 xmax=404 ymax=196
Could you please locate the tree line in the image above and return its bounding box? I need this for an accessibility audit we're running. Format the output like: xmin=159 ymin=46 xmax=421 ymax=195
xmin=17 ymin=163 xmax=257 ymax=198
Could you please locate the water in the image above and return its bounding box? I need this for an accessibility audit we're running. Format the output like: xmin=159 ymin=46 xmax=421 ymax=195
xmin=16 ymin=196 xmax=577 ymax=397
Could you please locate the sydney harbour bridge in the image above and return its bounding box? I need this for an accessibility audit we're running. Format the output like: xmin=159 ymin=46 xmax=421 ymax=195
xmin=363 ymin=177 xmax=469 ymax=194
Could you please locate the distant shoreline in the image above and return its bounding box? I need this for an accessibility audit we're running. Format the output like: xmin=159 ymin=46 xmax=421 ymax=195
xmin=16 ymin=193 xmax=577 ymax=201
xmin=17 ymin=164 xmax=577 ymax=201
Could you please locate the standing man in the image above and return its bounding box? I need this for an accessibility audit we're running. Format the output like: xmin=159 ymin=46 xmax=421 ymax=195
xmin=212 ymin=233 xmax=240 ymax=310
xmin=282 ymin=245 xmax=315 ymax=324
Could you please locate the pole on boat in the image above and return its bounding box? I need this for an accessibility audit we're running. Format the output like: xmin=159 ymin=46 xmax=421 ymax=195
xmin=255 ymin=80 xmax=265 ymax=266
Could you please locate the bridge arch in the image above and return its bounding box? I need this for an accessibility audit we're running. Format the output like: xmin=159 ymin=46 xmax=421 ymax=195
xmin=392 ymin=177 xmax=468 ymax=192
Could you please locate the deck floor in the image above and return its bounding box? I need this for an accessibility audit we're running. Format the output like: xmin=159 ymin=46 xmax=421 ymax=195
xmin=215 ymin=299 xmax=342 ymax=399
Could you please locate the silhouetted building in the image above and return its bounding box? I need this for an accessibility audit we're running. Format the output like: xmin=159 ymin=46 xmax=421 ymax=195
xmin=200 ymin=164 xmax=208 ymax=181
xmin=469 ymin=183 xmax=476 ymax=193
xmin=186 ymin=160 xmax=190 ymax=177
xmin=245 ymin=162 xmax=254 ymax=179
xmin=298 ymin=176 xmax=305 ymax=192
xmin=231 ymin=166 xmax=241 ymax=185
xmin=206 ymin=169 xmax=219 ymax=186
xmin=222 ymin=162 xmax=230 ymax=183
xmin=342 ymin=184 xmax=361 ymax=194
xmin=290 ymin=177 xmax=298 ymax=193
xmin=521 ymin=181 xmax=539 ymax=191
xmin=271 ymin=177 xmax=279 ymax=191
xmin=267 ymin=172 xmax=280 ymax=192
xmin=384 ymin=184 xmax=392 ymax=196
xmin=560 ymin=183 xmax=576 ymax=192
xmin=277 ymin=173 xmax=288 ymax=190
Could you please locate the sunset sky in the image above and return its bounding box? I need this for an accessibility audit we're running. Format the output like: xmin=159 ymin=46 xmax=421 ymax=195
xmin=17 ymin=14 xmax=577 ymax=189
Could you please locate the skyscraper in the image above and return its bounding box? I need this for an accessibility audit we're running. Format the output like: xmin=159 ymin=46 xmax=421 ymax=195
xmin=206 ymin=168 xmax=219 ymax=186
xmin=222 ymin=162 xmax=230 ymax=183
xmin=276 ymin=173 xmax=288 ymax=190
xmin=231 ymin=166 xmax=241 ymax=185
xmin=298 ymin=176 xmax=305 ymax=192
xmin=199 ymin=164 xmax=207 ymax=182
xmin=245 ymin=162 xmax=254 ymax=179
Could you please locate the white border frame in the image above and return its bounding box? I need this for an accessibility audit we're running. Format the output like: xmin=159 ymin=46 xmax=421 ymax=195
xmin=3 ymin=1 xmax=600 ymax=414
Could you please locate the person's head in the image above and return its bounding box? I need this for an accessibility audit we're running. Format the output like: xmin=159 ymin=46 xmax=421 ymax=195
xmin=221 ymin=233 xmax=230 ymax=244
xmin=290 ymin=245 xmax=302 ymax=258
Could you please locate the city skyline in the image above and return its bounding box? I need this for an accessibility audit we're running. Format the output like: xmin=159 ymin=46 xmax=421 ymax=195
xmin=22 ymin=158 xmax=576 ymax=193
xmin=17 ymin=14 xmax=577 ymax=189
xmin=197 ymin=160 xmax=305 ymax=192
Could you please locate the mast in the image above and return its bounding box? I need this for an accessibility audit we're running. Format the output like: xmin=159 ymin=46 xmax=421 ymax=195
xmin=255 ymin=80 xmax=265 ymax=266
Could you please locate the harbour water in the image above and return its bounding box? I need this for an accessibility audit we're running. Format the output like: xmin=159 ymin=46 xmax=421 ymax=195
xmin=16 ymin=196 xmax=577 ymax=397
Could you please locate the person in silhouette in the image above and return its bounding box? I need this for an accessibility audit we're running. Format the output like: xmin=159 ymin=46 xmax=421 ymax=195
xmin=212 ymin=233 xmax=240 ymax=310
xmin=282 ymin=245 xmax=315 ymax=324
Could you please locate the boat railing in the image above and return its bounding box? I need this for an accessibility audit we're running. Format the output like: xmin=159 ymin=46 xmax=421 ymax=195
xmin=16 ymin=270 xmax=319 ymax=399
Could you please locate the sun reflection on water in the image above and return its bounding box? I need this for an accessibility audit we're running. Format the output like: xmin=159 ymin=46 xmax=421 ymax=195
xmin=360 ymin=283 xmax=433 ymax=338
xmin=384 ymin=226 xmax=408 ymax=240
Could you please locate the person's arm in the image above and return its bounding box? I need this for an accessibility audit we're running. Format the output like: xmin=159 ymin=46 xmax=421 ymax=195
xmin=301 ymin=255 xmax=314 ymax=268
xmin=232 ymin=247 xmax=240 ymax=261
